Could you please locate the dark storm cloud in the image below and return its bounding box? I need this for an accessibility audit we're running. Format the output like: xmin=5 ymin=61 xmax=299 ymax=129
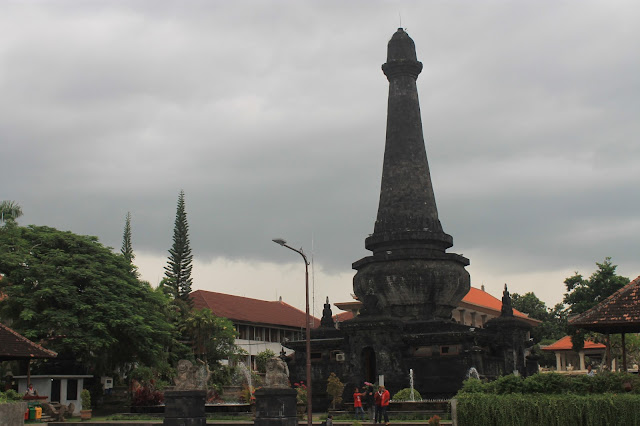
xmin=2 ymin=1 xmax=639 ymax=305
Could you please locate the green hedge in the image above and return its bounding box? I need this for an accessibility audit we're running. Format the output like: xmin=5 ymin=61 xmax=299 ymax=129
xmin=456 ymin=393 xmax=640 ymax=426
xmin=459 ymin=372 xmax=640 ymax=395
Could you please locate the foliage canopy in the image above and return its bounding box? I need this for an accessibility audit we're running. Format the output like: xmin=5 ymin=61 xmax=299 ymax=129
xmin=563 ymin=257 xmax=629 ymax=315
xmin=0 ymin=224 xmax=174 ymax=375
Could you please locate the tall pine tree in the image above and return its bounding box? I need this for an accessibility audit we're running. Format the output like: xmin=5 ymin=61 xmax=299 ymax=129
xmin=121 ymin=212 xmax=134 ymax=262
xmin=164 ymin=190 xmax=193 ymax=303
xmin=121 ymin=212 xmax=137 ymax=276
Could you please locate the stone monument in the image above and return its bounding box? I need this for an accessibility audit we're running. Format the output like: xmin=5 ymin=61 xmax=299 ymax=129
xmin=285 ymin=28 xmax=535 ymax=409
xmin=163 ymin=360 xmax=210 ymax=426
xmin=254 ymin=356 xmax=298 ymax=426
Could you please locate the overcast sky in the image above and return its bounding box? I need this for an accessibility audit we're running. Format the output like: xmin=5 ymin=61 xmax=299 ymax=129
xmin=2 ymin=1 xmax=639 ymax=317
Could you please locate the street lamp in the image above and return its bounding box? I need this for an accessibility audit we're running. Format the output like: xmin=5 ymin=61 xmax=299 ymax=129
xmin=272 ymin=238 xmax=312 ymax=426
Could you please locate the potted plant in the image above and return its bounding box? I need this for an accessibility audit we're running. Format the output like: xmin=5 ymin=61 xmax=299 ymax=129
xmin=80 ymin=389 xmax=92 ymax=420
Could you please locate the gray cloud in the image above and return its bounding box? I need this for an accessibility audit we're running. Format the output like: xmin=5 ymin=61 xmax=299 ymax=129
xmin=3 ymin=1 xmax=639 ymax=306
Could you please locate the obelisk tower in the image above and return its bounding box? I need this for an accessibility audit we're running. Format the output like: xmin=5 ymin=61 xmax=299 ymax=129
xmin=353 ymin=28 xmax=470 ymax=322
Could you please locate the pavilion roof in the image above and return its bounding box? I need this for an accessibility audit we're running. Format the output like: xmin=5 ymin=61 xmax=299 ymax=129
xmin=569 ymin=275 xmax=640 ymax=334
xmin=541 ymin=335 xmax=606 ymax=352
xmin=0 ymin=322 xmax=57 ymax=360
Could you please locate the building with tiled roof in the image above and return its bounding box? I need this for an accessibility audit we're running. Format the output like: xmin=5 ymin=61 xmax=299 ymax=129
xmin=190 ymin=290 xmax=319 ymax=369
xmin=334 ymin=286 xmax=541 ymax=328
xmin=0 ymin=322 xmax=57 ymax=360
xmin=569 ymin=275 xmax=640 ymax=334
xmin=541 ymin=335 xmax=607 ymax=372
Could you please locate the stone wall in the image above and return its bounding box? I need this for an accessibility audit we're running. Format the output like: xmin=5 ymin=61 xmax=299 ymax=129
xmin=0 ymin=401 xmax=27 ymax=426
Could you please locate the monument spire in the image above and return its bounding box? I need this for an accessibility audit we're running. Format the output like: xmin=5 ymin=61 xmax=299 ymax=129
xmin=353 ymin=28 xmax=469 ymax=322
xmin=367 ymin=28 xmax=452 ymax=255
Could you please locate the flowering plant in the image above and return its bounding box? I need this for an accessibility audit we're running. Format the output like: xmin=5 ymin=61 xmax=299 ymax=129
xmin=294 ymin=382 xmax=307 ymax=405
xmin=240 ymin=385 xmax=256 ymax=404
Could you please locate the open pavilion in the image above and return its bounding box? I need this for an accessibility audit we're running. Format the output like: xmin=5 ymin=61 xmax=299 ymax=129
xmin=569 ymin=275 xmax=640 ymax=372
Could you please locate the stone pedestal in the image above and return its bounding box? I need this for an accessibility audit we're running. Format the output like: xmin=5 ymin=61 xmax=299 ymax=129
xmin=254 ymin=388 xmax=298 ymax=426
xmin=163 ymin=390 xmax=206 ymax=426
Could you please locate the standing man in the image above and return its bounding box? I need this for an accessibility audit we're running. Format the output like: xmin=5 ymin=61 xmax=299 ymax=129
xmin=364 ymin=383 xmax=375 ymax=422
xmin=376 ymin=385 xmax=390 ymax=425
xmin=353 ymin=387 xmax=365 ymax=420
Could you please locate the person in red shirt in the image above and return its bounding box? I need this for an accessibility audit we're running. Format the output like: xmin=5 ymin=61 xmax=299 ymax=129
xmin=375 ymin=385 xmax=390 ymax=425
xmin=353 ymin=387 xmax=364 ymax=420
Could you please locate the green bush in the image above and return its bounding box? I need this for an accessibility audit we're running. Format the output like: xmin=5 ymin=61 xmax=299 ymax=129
xmin=255 ymin=350 xmax=276 ymax=374
xmin=459 ymin=372 xmax=640 ymax=396
xmin=521 ymin=372 xmax=569 ymax=394
xmin=81 ymin=389 xmax=91 ymax=409
xmin=456 ymin=393 xmax=640 ymax=426
xmin=490 ymin=374 xmax=523 ymax=394
xmin=0 ymin=389 xmax=22 ymax=402
xmin=458 ymin=378 xmax=486 ymax=394
xmin=392 ymin=387 xmax=423 ymax=401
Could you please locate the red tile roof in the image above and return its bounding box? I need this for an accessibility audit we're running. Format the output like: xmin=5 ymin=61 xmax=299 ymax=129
xmin=333 ymin=311 xmax=354 ymax=322
xmin=190 ymin=290 xmax=318 ymax=329
xmin=569 ymin=275 xmax=640 ymax=333
xmin=332 ymin=286 xmax=540 ymax=326
xmin=459 ymin=287 xmax=536 ymax=323
xmin=541 ymin=335 xmax=606 ymax=351
xmin=0 ymin=322 xmax=58 ymax=360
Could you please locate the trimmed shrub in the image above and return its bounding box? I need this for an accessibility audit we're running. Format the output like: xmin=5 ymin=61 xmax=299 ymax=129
xmin=457 ymin=393 xmax=640 ymax=426
xmin=392 ymin=387 xmax=423 ymax=401
xmin=458 ymin=378 xmax=486 ymax=394
xmin=490 ymin=374 xmax=523 ymax=394
xmin=460 ymin=372 xmax=640 ymax=396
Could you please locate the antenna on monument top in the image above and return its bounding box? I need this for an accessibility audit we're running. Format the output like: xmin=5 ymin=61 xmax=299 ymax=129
xmin=399 ymin=12 xmax=402 ymax=28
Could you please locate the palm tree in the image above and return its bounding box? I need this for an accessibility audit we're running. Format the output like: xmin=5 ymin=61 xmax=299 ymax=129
xmin=0 ymin=200 xmax=23 ymax=224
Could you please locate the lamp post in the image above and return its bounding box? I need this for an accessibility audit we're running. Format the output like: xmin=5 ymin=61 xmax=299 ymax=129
xmin=272 ymin=238 xmax=312 ymax=426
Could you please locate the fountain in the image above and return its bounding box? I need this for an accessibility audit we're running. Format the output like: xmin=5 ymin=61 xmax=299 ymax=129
xmin=237 ymin=362 xmax=253 ymax=394
xmin=409 ymin=369 xmax=416 ymax=402
xmin=466 ymin=367 xmax=480 ymax=380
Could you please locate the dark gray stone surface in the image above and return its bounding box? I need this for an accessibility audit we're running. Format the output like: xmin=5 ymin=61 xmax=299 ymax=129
xmin=163 ymin=390 xmax=206 ymax=426
xmin=254 ymin=388 xmax=297 ymax=426
xmin=353 ymin=28 xmax=469 ymax=322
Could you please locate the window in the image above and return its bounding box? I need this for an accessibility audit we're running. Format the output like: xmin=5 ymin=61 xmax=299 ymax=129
xmin=440 ymin=345 xmax=459 ymax=356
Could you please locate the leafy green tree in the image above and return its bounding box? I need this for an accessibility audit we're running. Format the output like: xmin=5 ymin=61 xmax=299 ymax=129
xmin=0 ymin=224 xmax=174 ymax=375
xmin=326 ymin=372 xmax=345 ymax=409
xmin=256 ymin=349 xmax=276 ymax=374
xmin=181 ymin=308 xmax=237 ymax=364
xmin=163 ymin=190 xmax=193 ymax=302
xmin=511 ymin=292 xmax=549 ymax=320
xmin=563 ymin=257 xmax=629 ymax=315
xmin=0 ymin=200 xmax=23 ymax=224
xmin=511 ymin=292 xmax=567 ymax=342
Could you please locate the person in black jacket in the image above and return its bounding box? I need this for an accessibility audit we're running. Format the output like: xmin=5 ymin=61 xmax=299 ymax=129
xmin=363 ymin=384 xmax=375 ymax=421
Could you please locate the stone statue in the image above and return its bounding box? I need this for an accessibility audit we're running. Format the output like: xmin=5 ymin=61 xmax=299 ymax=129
xmin=264 ymin=356 xmax=290 ymax=388
xmin=501 ymin=284 xmax=514 ymax=317
xmin=174 ymin=359 xmax=210 ymax=391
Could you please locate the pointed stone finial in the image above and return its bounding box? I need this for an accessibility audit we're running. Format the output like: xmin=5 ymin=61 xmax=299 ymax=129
xmin=320 ymin=296 xmax=334 ymax=328
xmin=501 ymin=284 xmax=514 ymax=317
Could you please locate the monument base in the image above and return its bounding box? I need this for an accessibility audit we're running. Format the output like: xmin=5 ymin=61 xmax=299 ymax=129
xmin=254 ymin=388 xmax=298 ymax=426
xmin=163 ymin=390 xmax=206 ymax=426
